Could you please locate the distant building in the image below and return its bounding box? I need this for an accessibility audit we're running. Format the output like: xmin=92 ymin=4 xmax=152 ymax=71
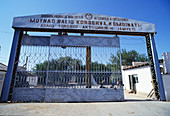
xmin=0 ymin=62 xmax=7 ymax=98
xmin=16 ymin=66 xmax=38 ymax=87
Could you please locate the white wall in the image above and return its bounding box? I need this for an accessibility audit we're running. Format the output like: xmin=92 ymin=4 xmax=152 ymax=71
xmin=162 ymin=74 xmax=170 ymax=101
xmin=162 ymin=52 xmax=170 ymax=74
xmin=122 ymin=66 xmax=153 ymax=94
xmin=0 ymin=72 xmax=6 ymax=98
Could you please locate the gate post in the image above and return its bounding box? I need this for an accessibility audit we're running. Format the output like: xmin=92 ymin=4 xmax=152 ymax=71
xmin=86 ymin=46 xmax=91 ymax=88
xmin=1 ymin=29 xmax=23 ymax=102
xmin=146 ymin=34 xmax=166 ymax=101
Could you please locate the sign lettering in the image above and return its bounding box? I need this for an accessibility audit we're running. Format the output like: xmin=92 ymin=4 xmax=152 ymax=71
xmin=13 ymin=13 xmax=156 ymax=33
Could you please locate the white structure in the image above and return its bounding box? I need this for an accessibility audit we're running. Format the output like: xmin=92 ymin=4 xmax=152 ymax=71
xmin=0 ymin=63 xmax=7 ymax=98
xmin=162 ymin=52 xmax=170 ymax=101
xmin=122 ymin=62 xmax=155 ymax=96
xmin=26 ymin=76 xmax=38 ymax=87
xmin=122 ymin=61 xmax=163 ymax=96
xmin=122 ymin=53 xmax=170 ymax=101
xmin=162 ymin=75 xmax=170 ymax=101
xmin=162 ymin=52 xmax=170 ymax=74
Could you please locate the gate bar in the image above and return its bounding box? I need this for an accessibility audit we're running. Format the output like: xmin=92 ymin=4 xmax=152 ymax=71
xmin=86 ymin=46 xmax=91 ymax=88
xmin=149 ymin=34 xmax=166 ymax=101
xmin=1 ymin=29 xmax=23 ymax=102
xmin=146 ymin=34 xmax=159 ymax=99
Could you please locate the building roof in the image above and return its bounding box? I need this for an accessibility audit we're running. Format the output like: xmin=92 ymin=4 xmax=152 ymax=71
xmin=0 ymin=62 xmax=7 ymax=72
xmin=123 ymin=62 xmax=149 ymax=70
xmin=123 ymin=59 xmax=163 ymax=70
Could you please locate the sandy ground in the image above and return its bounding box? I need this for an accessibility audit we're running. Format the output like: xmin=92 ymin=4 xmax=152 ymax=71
xmin=0 ymin=92 xmax=170 ymax=116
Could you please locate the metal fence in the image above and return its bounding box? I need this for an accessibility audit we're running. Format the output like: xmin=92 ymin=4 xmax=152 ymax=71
xmin=14 ymin=35 xmax=122 ymax=89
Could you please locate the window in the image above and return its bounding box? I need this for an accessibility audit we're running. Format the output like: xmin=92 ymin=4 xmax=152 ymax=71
xmin=133 ymin=74 xmax=139 ymax=83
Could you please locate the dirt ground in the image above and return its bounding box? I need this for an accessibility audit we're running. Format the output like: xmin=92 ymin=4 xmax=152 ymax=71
xmin=0 ymin=92 xmax=170 ymax=116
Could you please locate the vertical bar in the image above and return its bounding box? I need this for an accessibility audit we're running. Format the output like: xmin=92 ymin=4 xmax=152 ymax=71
xmin=118 ymin=37 xmax=123 ymax=85
xmin=1 ymin=29 xmax=23 ymax=102
xmin=46 ymin=45 xmax=50 ymax=87
xmin=149 ymin=34 xmax=166 ymax=101
xmin=86 ymin=46 xmax=91 ymax=88
xmin=146 ymin=34 xmax=165 ymax=100
xmin=146 ymin=34 xmax=159 ymax=99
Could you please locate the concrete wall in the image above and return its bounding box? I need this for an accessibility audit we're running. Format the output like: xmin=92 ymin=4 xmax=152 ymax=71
xmin=122 ymin=66 xmax=153 ymax=95
xmin=12 ymin=88 xmax=45 ymax=102
xmin=0 ymin=72 xmax=6 ymax=98
xmin=12 ymin=88 xmax=124 ymax=102
xmin=162 ymin=75 xmax=170 ymax=101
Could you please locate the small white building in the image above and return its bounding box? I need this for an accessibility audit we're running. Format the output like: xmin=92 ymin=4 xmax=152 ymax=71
xmin=122 ymin=61 xmax=162 ymax=96
xmin=122 ymin=52 xmax=170 ymax=101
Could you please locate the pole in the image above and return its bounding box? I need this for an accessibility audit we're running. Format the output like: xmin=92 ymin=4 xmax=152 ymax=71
xmin=149 ymin=34 xmax=166 ymax=101
xmin=81 ymin=33 xmax=92 ymax=88
xmin=86 ymin=46 xmax=91 ymax=88
xmin=1 ymin=29 xmax=23 ymax=102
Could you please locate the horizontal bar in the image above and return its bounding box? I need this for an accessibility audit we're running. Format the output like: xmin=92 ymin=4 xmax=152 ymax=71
xmin=22 ymin=35 xmax=50 ymax=46
xmin=13 ymin=27 xmax=154 ymax=36
xmin=22 ymin=35 xmax=120 ymax=47
xmin=17 ymin=70 xmax=121 ymax=74
xmin=50 ymin=35 xmax=120 ymax=47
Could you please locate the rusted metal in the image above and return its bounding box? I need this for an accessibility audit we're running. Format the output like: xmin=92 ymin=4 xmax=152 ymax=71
xmin=86 ymin=46 xmax=91 ymax=88
xmin=145 ymin=34 xmax=160 ymax=100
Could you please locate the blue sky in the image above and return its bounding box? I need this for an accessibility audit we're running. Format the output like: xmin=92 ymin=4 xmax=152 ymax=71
xmin=0 ymin=0 xmax=170 ymax=65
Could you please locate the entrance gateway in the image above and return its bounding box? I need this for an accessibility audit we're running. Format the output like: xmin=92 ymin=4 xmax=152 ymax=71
xmin=1 ymin=13 xmax=166 ymax=102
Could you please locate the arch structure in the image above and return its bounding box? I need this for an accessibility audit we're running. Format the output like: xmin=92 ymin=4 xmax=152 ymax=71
xmin=1 ymin=13 xmax=166 ymax=102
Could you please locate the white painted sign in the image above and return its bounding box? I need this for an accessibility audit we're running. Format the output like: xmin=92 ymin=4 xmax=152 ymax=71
xmin=13 ymin=13 xmax=156 ymax=33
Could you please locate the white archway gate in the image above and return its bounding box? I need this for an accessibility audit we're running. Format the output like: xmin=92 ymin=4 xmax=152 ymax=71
xmin=1 ymin=13 xmax=166 ymax=102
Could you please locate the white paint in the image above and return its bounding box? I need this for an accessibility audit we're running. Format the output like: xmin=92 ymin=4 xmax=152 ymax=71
xmin=162 ymin=74 xmax=170 ymax=101
xmin=12 ymin=13 xmax=156 ymax=33
xmin=122 ymin=65 xmax=153 ymax=95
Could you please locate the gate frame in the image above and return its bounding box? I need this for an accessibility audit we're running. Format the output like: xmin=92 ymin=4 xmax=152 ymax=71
xmin=1 ymin=13 xmax=166 ymax=102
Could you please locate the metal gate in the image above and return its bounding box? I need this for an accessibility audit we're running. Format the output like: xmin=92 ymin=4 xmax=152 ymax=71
xmin=1 ymin=13 xmax=166 ymax=102
xmin=11 ymin=34 xmax=124 ymax=102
